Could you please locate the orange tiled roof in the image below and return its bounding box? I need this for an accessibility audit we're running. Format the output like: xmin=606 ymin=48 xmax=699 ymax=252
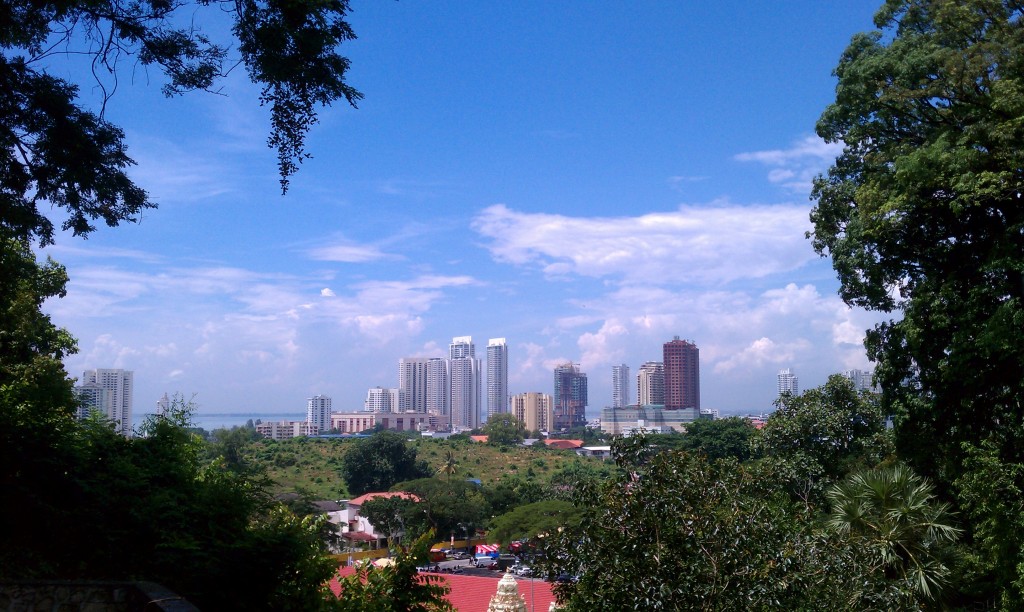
xmin=469 ymin=435 xmax=489 ymax=443
xmin=347 ymin=491 xmax=421 ymax=507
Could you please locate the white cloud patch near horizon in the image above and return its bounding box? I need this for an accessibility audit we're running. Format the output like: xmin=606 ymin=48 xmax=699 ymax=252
xmin=471 ymin=202 xmax=815 ymax=286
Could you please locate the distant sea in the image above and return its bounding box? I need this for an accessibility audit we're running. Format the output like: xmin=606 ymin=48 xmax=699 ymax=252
xmin=133 ymin=412 xmax=304 ymax=432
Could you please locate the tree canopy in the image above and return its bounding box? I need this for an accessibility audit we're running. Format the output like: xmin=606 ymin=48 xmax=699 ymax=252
xmin=1 ymin=0 xmax=362 ymax=249
xmin=340 ymin=431 xmax=432 ymax=496
xmin=482 ymin=413 xmax=526 ymax=447
xmin=679 ymin=416 xmax=756 ymax=462
xmin=810 ymin=0 xmax=1024 ymax=477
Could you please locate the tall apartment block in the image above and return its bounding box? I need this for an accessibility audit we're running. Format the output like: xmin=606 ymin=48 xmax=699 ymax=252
xmin=365 ymin=387 xmax=399 ymax=413
xmin=612 ymin=364 xmax=630 ymax=408
xmin=843 ymin=369 xmax=876 ymax=392
xmin=307 ymin=394 xmax=332 ymax=431
xmin=663 ymin=337 xmax=699 ymax=411
xmin=399 ymin=357 xmax=431 ymax=413
xmin=553 ymin=362 xmax=587 ymax=430
xmin=637 ymin=361 xmax=665 ymax=406
xmin=486 ymin=338 xmax=508 ymax=421
xmin=777 ymin=368 xmax=799 ymax=396
xmin=511 ymin=392 xmax=554 ymax=433
xmin=78 ymin=368 xmax=133 ymax=437
xmin=449 ymin=336 xmax=481 ymax=430
xmin=426 ymin=357 xmax=450 ymax=424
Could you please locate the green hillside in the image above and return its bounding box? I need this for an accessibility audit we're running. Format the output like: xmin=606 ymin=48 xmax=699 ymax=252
xmin=237 ymin=435 xmax=607 ymax=500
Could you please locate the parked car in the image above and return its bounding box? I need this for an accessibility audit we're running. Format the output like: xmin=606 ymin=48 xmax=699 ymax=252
xmin=448 ymin=551 xmax=470 ymax=560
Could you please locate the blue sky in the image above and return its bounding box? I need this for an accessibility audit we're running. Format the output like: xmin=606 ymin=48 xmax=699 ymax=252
xmin=41 ymin=1 xmax=888 ymax=420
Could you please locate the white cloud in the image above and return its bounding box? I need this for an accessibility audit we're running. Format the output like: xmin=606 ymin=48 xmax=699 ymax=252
xmin=307 ymin=243 xmax=393 ymax=263
xmin=734 ymin=135 xmax=843 ymax=194
xmin=471 ymin=202 xmax=815 ymax=286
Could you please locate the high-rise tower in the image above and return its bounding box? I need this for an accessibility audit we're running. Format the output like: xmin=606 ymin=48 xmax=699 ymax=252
xmin=307 ymin=394 xmax=332 ymax=431
xmin=663 ymin=337 xmax=699 ymax=411
xmin=449 ymin=336 xmax=481 ymax=429
xmin=79 ymin=368 xmax=133 ymax=437
xmin=399 ymin=357 xmax=431 ymax=412
xmin=777 ymin=368 xmax=799 ymax=396
xmin=637 ymin=361 xmax=665 ymax=406
xmin=612 ymin=364 xmax=630 ymax=408
xmin=553 ymin=362 xmax=587 ymax=430
xmin=486 ymin=338 xmax=508 ymax=421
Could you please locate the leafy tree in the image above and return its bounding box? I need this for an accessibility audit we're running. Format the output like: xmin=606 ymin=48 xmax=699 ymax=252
xmin=753 ymin=375 xmax=892 ymax=505
xmin=340 ymin=431 xmax=432 ymax=496
xmin=393 ymin=478 xmax=489 ymax=543
xmin=484 ymin=476 xmax=549 ymax=517
xmin=810 ymin=0 xmax=1024 ymax=480
xmin=333 ymin=532 xmax=453 ymax=611
xmin=359 ymin=494 xmax=425 ymax=549
xmin=680 ymin=416 xmax=757 ymax=462
xmin=827 ymin=464 xmax=961 ymax=604
xmin=540 ymin=435 xmax=903 ymax=610
xmin=488 ymin=500 xmax=582 ymax=547
xmin=953 ymin=441 xmax=1024 ymax=609
xmin=482 ymin=413 xmax=525 ymax=447
xmin=2 ymin=0 xmax=361 ymax=247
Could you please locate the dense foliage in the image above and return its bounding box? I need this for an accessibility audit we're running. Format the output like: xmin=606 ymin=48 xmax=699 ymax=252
xmin=340 ymin=431 xmax=432 ymax=496
xmin=811 ymin=0 xmax=1024 ymax=605
xmin=482 ymin=413 xmax=526 ymax=447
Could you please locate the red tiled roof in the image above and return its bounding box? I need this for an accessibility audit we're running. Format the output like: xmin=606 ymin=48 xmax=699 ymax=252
xmin=330 ymin=566 xmax=557 ymax=612
xmin=469 ymin=435 xmax=489 ymax=443
xmin=544 ymin=439 xmax=583 ymax=449
xmin=342 ymin=531 xmax=377 ymax=542
xmin=347 ymin=491 xmax=421 ymax=507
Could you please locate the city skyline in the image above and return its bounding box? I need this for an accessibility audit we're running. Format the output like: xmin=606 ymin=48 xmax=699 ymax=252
xmin=44 ymin=2 xmax=888 ymax=420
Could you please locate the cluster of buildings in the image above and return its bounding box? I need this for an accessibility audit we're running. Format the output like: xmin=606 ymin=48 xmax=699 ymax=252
xmin=601 ymin=337 xmax=703 ymax=435
xmin=71 ymin=339 xmax=878 ymax=440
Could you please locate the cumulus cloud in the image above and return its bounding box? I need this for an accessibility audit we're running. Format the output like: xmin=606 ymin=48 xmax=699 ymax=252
xmin=713 ymin=336 xmax=814 ymax=373
xmin=734 ymin=135 xmax=843 ymax=194
xmin=471 ymin=202 xmax=815 ymax=286
xmin=321 ymin=288 xmax=336 ymax=297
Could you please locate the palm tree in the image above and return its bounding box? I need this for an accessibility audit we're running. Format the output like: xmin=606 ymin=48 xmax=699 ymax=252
xmin=826 ymin=463 xmax=961 ymax=602
xmin=437 ymin=450 xmax=458 ymax=485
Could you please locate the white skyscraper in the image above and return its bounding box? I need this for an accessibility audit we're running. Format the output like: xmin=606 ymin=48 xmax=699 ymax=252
xmin=486 ymin=338 xmax=508 ymax=421
xmin=399 ymin=357 xmax=431 ymax=413
xmin=612 ymin=364 xmax=630 ymax=408
xmin=637 ymin=361 xmax=665 ymax=406
xmin=155 ymin=392 xmax=170 ymax=417
xmin=843 ymin=369 xmax=877 ymax=392
xmin=307 ymin=394 xmax=332 ymax=431
xmin=365 ymin=387 xmax=399 ymax=413
xmin=79 ymin=369 xmax=133 ymax=437
xmin=426 ymin=357 xmax=450 ymax=423
xmin=449 ymin=336 xmax=480 ymax=430
xmin=778 ymin=368 xmax=799 ymax=396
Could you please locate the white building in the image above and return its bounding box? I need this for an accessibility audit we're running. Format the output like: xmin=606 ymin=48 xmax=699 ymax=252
xmin=307 ymin=394 xmax=333 ymax=431
xmin=398 ymin=357 xmax=431 ymax=413
xmin=486 ymin=338 xmax=508 ymax=421
xmin=155 ymin=392 xmax=170 ymax=417
xmin=426 ymin=357 xmax=450 ymax=426
xmin=843 ymin=368 xmax=877 ymax=392
xmin=637 ymin=361 xmax=665 ymax=406
xmin=364 ymin=387 xmax=399 ymax=413
xmin=612 ymin=364 xmax=630 ymax=408
xmin=449 ymin=336 xmax=480 ymax=430
xmin=79 ymin=369 xmax=133 ymax=437
xmin=778 ymin=368 xmax=799 ymax=396
xmin=256 ymin=420 xmax=319 ymax=440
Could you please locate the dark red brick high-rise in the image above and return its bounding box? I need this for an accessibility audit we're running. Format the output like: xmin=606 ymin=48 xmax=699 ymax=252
xmin=663 ymin=336 xmax=699 ymax=410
